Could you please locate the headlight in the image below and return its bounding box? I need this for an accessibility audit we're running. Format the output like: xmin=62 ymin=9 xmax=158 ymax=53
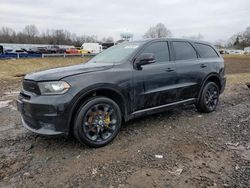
xmin=38 ymin=81 xmax=70 ymax=95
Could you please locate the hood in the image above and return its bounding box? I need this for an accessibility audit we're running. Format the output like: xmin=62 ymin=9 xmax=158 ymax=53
xmin=24 ymin=62 xmax=114 ymax=81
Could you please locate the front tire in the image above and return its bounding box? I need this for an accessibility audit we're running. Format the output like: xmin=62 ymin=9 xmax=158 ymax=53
xmin=196 ymin=82 xmax=219 ymax=113
xmin=74 ymin=97 xmax=122 ymax=148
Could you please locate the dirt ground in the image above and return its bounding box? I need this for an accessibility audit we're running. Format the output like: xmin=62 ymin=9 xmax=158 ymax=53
xmin=0 ymin=56 xmax=249 ymax=188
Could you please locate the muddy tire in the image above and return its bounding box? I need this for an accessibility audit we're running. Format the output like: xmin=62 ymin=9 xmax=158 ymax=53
xmin=196 ymin=82 xmax=219 ymax=113
xmin=73 ymin=96 xmax=122 ymax=148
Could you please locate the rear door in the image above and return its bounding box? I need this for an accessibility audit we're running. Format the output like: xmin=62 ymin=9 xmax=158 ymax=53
xmin=133 ymin=41 xmax=177 ymax=111
xmin=194 ymin=42 xmax=222 ymax=77
xmin=171 ymin=41 xmax=201 ymax=100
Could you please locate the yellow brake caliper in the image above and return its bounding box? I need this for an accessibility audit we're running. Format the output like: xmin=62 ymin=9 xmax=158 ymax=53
xmin=104 ymin=112 xmax=111 ymax=127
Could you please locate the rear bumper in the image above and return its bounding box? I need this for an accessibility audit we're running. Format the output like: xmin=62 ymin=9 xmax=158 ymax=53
xmin=17 ymin=91 xmax=73 ymax=135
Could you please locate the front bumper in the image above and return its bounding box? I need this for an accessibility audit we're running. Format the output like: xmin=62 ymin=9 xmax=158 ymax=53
xmin=17 ymin=91 xmax=73 ymax=135
xmin=21 ymin=117 xmax=64 ymax=135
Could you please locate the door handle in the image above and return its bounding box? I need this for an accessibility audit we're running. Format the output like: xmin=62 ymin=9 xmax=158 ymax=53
xmin=166 ymin=67 xmax=174 ymax=72
xmin=200 ymin=64 xmax=207 ymax=68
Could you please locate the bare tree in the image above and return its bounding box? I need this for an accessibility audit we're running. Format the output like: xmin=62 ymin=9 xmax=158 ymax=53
xmin=214 ymin=40 xmax=226 ymax=48
xmin=23 ymin=25 xmax=39 ymax=38
xmin=226 ymin=27 xmax=250 ymax=48
xmin=0 ymin=27 xmax=15 ymax=36
xmin=21 ymin=25 xmax=39 ymax=43
xmin=51 ymin=29 xmax=71 ymax=45
xmin=144 ymin=23 xmax=172 ymax=38
xmin=242 ymin=27 xmax=250 ymax=44
xmin=0 ymin=24 xmax=101 ymax=46
xmin=227 ymin=34 xmax=238 ymax=47
xmin=0 ymin=27 xmax=16 ymax=43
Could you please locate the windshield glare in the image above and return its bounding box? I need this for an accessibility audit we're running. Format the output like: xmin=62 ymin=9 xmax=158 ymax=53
xmin=88 ymin=42 xmax=142 ymax=64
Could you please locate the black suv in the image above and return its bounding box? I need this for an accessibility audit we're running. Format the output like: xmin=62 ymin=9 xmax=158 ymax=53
xmin=17 ymin=39 xmax=226 ymax=147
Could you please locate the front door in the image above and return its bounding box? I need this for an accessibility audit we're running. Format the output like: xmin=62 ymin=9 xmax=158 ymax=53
xmin=133 ymin=41 xmax=177 ymax=111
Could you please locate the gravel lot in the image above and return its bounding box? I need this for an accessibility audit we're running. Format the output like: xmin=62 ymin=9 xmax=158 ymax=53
xmin=0 ymin=56 xmax=249 ymax=188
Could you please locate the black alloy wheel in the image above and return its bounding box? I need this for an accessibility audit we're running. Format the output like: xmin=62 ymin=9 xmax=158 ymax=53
xmin=74 ymin=97 xmax=122 ymax=147
xmin=196 ymin=82 xmax=219 ymax=113
xmin=205 ymin=84 xmax=219 ymax=111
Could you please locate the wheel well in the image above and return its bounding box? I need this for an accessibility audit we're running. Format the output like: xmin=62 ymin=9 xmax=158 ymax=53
xmin=94 ymin=89 xmax=126 ymax=116
xmin=198 ymin=75 xmax=222 ymax=102
xmin=68 ymin=89 xmax=126 ymax=134
xmin=206 ymin=76 xmax=221 ymax=91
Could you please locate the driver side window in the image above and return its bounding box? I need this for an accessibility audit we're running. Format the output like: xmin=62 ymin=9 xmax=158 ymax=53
xmin=141 ymin=42 xmax=170 ymax=62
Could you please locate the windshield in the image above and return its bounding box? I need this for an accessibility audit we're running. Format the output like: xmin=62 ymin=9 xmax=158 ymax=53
xmin=88 ymin=42 xmax=142 ymax=64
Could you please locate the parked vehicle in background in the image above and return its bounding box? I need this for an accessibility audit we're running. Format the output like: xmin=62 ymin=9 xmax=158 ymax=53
xmin=32 ymin=47 xmax=50 ymax=54
xmin=66 ymin=48 xmax=80 ymax=54
xmin=21 ymin=48 xmax=37 ymax=54
xmin=17 ymin=38 xmax=226 ymax=147
xmin=81 ymin=43 xmax=102 ymax=53
xmin=4 ymin=49 xmax=13 ymax=53
xmin=48 ymin=45 xmax=66 ymax=54
xmin=0 ymin=45 xmax=3 ymax=54
xmin=15 ymin=49 xmax=28 ymax=54
xmin=219 ymin=49 xmax=229 ymax=54
xmin=5 ymin=48 xmax=28 ymax=54
xmin=226 ymin=49 xmax=245 ymax=55
xmin=244 ymin=47 xmax=250 ymax=54
xmin=102 ymin=42 xmax=115 ymax=50
xmin=76 ymin=47 xmax=91 ymax=54
xmin=115 ymin=39 xmax=126 ymax=44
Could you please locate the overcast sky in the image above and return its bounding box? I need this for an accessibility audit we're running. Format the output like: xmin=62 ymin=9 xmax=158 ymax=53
xmin=0 ymin=0 xmax=249 ymax=42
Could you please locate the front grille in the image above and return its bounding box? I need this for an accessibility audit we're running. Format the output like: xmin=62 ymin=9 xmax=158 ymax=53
xmin=23 ymin=80 xmax=41 ymax=95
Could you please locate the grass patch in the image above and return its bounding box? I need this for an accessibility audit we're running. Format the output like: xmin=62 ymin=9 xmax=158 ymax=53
xmin=0 ymin=57 xmax=90 ymax=80
xmin=227 ymin=73 xmax=250 ymax=85
xmin=224 ymin=55 xmax=250 ymax=74
xmin=223 ymin=54 xmax=250 ymax=59
xmin=0 ymin=56 xmax=249 ymax=83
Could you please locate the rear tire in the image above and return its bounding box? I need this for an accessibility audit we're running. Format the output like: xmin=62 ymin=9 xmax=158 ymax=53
xmin=196 ymin=82 xmax=219 ymax=113
xmin=73 ymin=96 xmax=122 ymax=148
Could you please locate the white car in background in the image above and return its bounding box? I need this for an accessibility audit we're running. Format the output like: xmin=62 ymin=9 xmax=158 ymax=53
xmin=5 ymin=48 xmax=28 ymax=54
xmin=81 ymin=43 xmax=102 ymax=54
xmin=227 ymin=50 xmax=244 ymax=55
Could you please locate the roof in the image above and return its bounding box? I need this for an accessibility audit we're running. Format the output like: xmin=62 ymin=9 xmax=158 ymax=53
xmin=132 ymin=38 xmax=212 ymax=46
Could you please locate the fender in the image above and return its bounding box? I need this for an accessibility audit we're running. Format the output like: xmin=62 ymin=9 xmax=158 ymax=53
xmin=197 ymin=72 xmax=221 ymax=101
xmin=66 ymin=83 xmax=128 ymax=131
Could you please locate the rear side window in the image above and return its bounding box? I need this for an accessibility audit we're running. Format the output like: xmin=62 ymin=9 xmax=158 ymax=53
xmin=142 ymin=42 xmax=170 ymax=62
xmin=173 ymin=41 xmax=197 ymax=60
xmin=195 ymin=43 xmax=219 ymax=58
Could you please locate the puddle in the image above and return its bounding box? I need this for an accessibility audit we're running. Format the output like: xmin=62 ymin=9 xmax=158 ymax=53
xmin=0 ymin=100 xmax=12 ymax=108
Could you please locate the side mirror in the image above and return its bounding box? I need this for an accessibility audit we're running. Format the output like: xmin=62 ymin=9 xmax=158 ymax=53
xmin=134 ymin=53 xmax=156 ymax=69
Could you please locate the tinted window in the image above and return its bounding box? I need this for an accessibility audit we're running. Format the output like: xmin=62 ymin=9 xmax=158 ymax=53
xmin=173 ymin=42 xmax=197 ymax=60
xmin=142 ymin=42 xmax=169 ymax=62
xmin=195 ymin=43 xmax=219 ymax=58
